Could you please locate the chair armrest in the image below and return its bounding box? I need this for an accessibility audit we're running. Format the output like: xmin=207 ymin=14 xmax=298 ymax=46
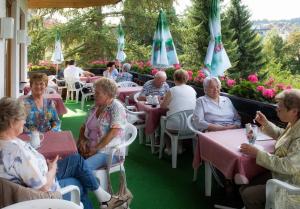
xmin=267 ymin=179 xmax=300 ymax=194
xmin=187 ymin=115 xmax=203 ymax=135
xmin=126 ymin=105 xmax=137 ymax=111
xmin=60 ymin=185 xmax=81 ymax=206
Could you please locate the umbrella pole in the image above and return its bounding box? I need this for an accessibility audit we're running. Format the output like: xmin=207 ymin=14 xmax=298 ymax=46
xmin=56 ymin=64 xmax=59 ymax=76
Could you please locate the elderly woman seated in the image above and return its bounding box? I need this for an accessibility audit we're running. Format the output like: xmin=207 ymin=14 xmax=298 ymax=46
xmin=116 ymin=63 xmax=133 ymax=82
xmin=160 ymin=69 xmax=196 ymax=154
xmin=22 ymin=73 xmax=61 ymax=133
xmin=0 ymin=97 xmax=127 ymax=209
xmin=192 ymin=76 xmax=241 ymax=132
xmin=77 ymin=78 xmax=127 ymax=169
xmin=137 ymin=71 xmax=170 ymax=101
xmin=239 ymin=89 xmax=300 ymax=209
xmin=103 ymin=61 xmax=119 ymax=80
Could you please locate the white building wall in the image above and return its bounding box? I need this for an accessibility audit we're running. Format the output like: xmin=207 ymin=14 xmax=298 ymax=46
xmin=11 ymin=0 xmax=27 ymax=98
xmin=0 ymin=1 xmax=6 ymax=98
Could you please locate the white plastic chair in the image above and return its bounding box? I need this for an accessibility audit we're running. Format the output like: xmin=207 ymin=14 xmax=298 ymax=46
xmin=93 ymin=123 xmax=137 ymax=191
xmin=65 ymin=79 xmax=82 ymax=103
xmin=117 ymin=81 xmax=138 ymax=87
xmin=125 ymin=105 xmax=146 ymax=144
xmin=80 ymin=87 xmax=95 ymax=110
xmin=265 ymin=179 xmax=300 ymax=209
xmin=187 ymin=114 xmax=225 ymax=192
xmin=159 ymin=109 xmax=196 ymax=168
xmin=55 ymin=77 xmax=67 ymax=96
xmin=45 ymin=87 xmax=57 ymax=94
xmin=2 ymin=199 xmax=82 ymax=209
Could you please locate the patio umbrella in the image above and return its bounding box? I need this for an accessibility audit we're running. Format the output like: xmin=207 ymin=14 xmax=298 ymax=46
xmin=51 ymin=31 xmax=64 ymax=75
xmin=116 ymin=23 xmax=126 ymax=63
xmin=150 ymin=9 xmax=179 ymax=69
xmin=203 ymin=0 xmax=231 ymax=77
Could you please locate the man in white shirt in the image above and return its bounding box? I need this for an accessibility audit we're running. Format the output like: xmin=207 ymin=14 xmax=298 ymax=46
xmin=64 ymin=59 xmax=95 ymax=83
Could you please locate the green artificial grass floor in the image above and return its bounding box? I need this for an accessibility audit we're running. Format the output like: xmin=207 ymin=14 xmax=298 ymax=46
xmin=61 ymin=100 xmax=222 ymax=209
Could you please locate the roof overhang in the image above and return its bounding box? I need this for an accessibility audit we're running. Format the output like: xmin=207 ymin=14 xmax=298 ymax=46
xmin=28 ymin=0 xmax=121 ymax=8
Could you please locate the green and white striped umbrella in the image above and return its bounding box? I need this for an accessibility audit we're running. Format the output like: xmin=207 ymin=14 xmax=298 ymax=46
xmin=151 ymin=9 xmax=179 ymax=69
xmin=116 ymin=23 xmax=126 ymax=62
xmin=51 ymin=32 xmax=64 ymax=64
xmin=204 ymin=0 xmax=231 ymax=76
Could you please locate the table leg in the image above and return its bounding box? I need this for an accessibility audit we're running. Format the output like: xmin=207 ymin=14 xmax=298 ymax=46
xmin=205 ymin=161 xmax=212 ymax=197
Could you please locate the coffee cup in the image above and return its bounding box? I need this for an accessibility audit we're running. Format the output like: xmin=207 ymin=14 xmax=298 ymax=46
xmin=30 ymin=131 xmax=44 ymax=149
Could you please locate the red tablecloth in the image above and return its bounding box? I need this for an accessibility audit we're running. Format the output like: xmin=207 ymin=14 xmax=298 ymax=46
xmin=136 ymin=101 xmax=167 ymax=135
xmin=19 ymin=94 xmax=67 ymax=116
xmin=19 ymin=131 xmax=78 ymax=159
xmin=117 ymin=86 xmax=142 ymax=103
xmin=80 ymin=76 xmax=101 ymax=83
xmin=193 ymin=128 xmax=275 ymax=183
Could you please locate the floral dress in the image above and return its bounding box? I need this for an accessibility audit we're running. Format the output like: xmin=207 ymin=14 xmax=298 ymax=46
xmin=23 ymin=95 xmax=61 ymax=133
xmin=84 ymin=99 xmax=127 ymax=154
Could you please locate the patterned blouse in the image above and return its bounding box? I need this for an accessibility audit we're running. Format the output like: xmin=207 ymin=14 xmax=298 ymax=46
xmin=84 ymin=99 xmax=127 ymax=154
xmin=0 ymin=138 xmax=59 ymax=191
xmin=140 ymin=80 xmax=170 ymax=97
xmin=23 ymin=95 xmax=61 ymax=133
xmin=116 ymin=72 xmax=133 ymax=82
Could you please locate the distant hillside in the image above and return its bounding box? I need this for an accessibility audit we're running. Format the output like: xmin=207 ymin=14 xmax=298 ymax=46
xmin=253 ymin=17 xmax=300 ymax=26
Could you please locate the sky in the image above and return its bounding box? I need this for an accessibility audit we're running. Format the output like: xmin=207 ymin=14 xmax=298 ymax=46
xmin=175 ymin=0 xmax=300 ymax=21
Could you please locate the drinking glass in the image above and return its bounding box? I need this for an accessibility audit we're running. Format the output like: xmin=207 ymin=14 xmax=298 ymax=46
xmin=245 ymin=123 xmax=258 ymax=145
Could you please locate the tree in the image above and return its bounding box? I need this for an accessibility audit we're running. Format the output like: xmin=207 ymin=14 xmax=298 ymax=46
xmin=181 ymin=0 xmax=210 ymax=68
xmin=225 ymin=0 xmax=265 ymax=78
xmin=282 ymin=31 xmax=300 ymax=74
xmin=262 ymin=29 xmax=284 ymax=63
xmin=123 ymin=0 xmax=181 ymax=61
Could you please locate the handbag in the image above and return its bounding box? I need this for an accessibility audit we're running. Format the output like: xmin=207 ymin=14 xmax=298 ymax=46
xmin=106 ymin=153 xmax=133 ymax=209
xmin=77 ymin=125 xmax=94 ymax=159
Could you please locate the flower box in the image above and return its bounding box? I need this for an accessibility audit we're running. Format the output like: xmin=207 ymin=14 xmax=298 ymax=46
xmin=85 ymin=68 xmax=106 ymax=76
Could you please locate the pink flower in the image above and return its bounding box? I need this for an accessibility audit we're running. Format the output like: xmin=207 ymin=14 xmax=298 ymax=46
xmin=187 ymin=70 xmax=193 ymax=81
xmin=248 ymin=74 xmax=258 ymax=83
xmin=286 ymin=85 xmax=292 ymax=89
xmin=276 ymin=83 xmax=286 ymax=91
xmin=173 ymin=63 xmax=181 ymax=70
xmin=197 ymin=71 xmax=206 ymax=79
xmin=262 ymin=88 xmax=276 ymax=98
xmin=151 ymin=68 xmax=158 ymax=75
xmin=265 ymin=77 xmax=275 ymax=87
xmin=226 ymin=79 xmax=236 ymax=87
xmin=146 ymin=60 xmax=151 ymax=67
xmin=256 ymin=86 xmax=265 ymax=92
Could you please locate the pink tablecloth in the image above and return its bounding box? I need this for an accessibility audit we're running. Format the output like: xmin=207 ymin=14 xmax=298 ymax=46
xmin=80 ymin=76 xmax=101 ymax=83
xmin=19 ymin=131 xmax=78 ymax=159
xmin=117 ymin=86 xmax=142 ymax=103
xmin=193 ymin=128 xmax=275 ymax=183
xmin=136 ymin=101 xmax=167 ymax=135
xmin=19 ymin=94 xmax=67 ymax=116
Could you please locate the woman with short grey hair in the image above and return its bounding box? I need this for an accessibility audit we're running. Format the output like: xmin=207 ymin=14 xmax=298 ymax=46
xmin=192 ymin=76 xmax=241 ymax=132
xmin=116 ymin=63 xmax=133 ymax=82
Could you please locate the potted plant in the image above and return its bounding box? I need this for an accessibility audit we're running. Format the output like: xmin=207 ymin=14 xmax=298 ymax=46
xmin=27 ymin=61 xmax=56 ymax=77
xmin=86 ymin=59 xmax=108 ymax=75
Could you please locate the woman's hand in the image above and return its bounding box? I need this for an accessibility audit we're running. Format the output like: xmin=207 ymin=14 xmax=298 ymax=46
xmin=239 ymin=143 xmax=259 ymax=157
xmin=255 ymin=111 xmax=268 ymax=126
xmin=47 ymin=155 xmax=59 ymax=171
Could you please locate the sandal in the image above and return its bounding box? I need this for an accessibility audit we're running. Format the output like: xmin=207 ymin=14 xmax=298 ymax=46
xmin=101 ymin=195 xmax=127 ymax=209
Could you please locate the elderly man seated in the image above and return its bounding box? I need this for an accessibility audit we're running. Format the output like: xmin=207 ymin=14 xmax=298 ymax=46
xmin=64 ymin=59 xmax=95 ymax=83
xmin=192 ymin=76 xmax=241 ymax=131
xmin=138 ymin=71 xmax=170 ymax=101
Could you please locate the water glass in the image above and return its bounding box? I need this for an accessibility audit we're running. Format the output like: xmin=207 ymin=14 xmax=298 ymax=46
xmin=245 ymin=123 xmax=258 ymax=145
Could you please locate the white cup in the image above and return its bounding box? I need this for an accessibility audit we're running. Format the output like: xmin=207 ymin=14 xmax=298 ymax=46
xmin=30 ymin=131 xmax=44 ymax=149
xmin=146 ymin=95 xmax=153 ymax=104
xmin=153 ymin=95 xmax=159 ymax=105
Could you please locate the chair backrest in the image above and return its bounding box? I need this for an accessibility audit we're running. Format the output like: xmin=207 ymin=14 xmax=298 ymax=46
xmin=133 ymin=92 xmax=141 ymax=103
xmin=45 ymin=87 xmax=57 ymax=94
xmin=125 ymin=106 xmax=146 ymax=124
xmin=117 ymin=123 xmax=137 ymax=150
xmin=265 ymin=178 xmax=300 ymax=209
xmin=187 ymin=114 xmax=204 ymax=135
xmin=166 ymin=109 xmax=195 ymax=136
xmin=117 ymin=81 xmax=138 ymax=88
xmin=0 ymin=177 xmax=61 ymax=208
